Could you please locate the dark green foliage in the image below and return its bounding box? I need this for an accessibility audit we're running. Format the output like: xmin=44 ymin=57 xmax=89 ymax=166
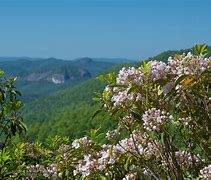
xmin=0 ymin=71 xmax=26 ymax=148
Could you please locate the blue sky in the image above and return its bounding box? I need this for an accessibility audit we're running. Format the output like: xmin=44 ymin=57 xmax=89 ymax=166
xmin=0 ymin=0 xmax=210 ymax=60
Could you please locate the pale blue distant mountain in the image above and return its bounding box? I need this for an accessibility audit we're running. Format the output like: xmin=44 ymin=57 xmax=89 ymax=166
xmin=0 ymin=57 xmax=121 ymax=102
xmin=0 ymin=56 xmax=136 ymax=63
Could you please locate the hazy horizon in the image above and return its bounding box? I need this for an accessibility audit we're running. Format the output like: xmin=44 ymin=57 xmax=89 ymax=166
xmin=0 ymin=0 xmax=211 ymax=60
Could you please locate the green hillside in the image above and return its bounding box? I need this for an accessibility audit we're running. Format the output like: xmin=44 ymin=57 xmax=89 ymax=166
xmin=22 ymin=72 xmax=116 ymax=141
xmin=21 ymin=64 xmax=128 ymax=141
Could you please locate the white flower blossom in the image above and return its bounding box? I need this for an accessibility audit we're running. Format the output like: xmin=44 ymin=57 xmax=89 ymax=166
xmin=117 ymin=67 xmax=144 ymax=85
xmin=122 ymin=172 xmax=137 ymax=180
xmin=142 ymin=108 xmax=172 ymax=131
xmin=149 ymin=60 xmax=168 ymax=81
xmin=72 ymin=136 xmax=92 ymax=149
xmin=200 ymin=165 xmax=211 ymax=179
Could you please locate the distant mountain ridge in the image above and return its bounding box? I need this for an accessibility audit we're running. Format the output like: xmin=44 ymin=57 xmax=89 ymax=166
xmin=0 ymin=57 xmax=134 ymax=85
xmin=0 ymin=57 xmax=118 ymax=102
xmin=0 ymin=56 xmax=135 ymax=63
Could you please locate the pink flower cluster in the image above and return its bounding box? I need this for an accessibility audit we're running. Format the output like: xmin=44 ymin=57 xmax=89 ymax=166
xmin=105 ymin=53 xmax=210 ymax=109
xmin=174 ymin=151 xmax=201 ymax=165
xmin=142 ymin=108 xmax=172 ymax=131
xmin=72 ymin=136 xmax=92 ymax=149
xmin=149 ymin=60 xmax=168 ymax=81
xmin=178 ymin=117 xmax=192 ymax=126
xmin=27 ymin=163 xmax=59 ymax=179
xmin=122 ymin=172 xmax=137 ymax=180
xmin=117 ymin=67 xmax=144 ymax=85
xmin=167 ymin=53 xmax=211 ymax=76
xmin=73 ymin=145 xmax=120 ymax=177
xmin=200 ymin=165 xmax=211 ymax=179
xmin=73 ymin=154 xmax=96 ymax=177
xmin=111 ymin=90 xmax=134 ymax=107
xmin=73 ymin=131 xmax=162 ymax=178
xmin=106 ymin=129 xmax=119 ymax=140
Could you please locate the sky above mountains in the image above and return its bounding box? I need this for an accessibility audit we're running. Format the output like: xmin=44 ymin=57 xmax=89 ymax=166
xmin=0 ymin=0 xmax=210 ymax=60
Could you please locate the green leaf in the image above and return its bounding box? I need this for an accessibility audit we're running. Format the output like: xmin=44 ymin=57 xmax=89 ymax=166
xmin=194 ymin=44 xmax=200 ymax=55
xmin=108 ymin=72 xmax=116 ymax=83
xmin=98 ymin=174 xmax=107 ymax=180
xmin=124 ymin=155 xmax=133 ymax=171
xmin=158 ymin=88 xmax=163 ymax=96
xmin=19 ymin=121 xmax=28 ymax=132
xmin=96 ymin=75 xmax=106 ymax=81
xmin=92 ymin=109 xmax=103 ymax=119
xmin=193 ymin=44 xmax=208 ymax=57
xmin=92 ymin=97 xmax=101 ymax=102
xmin=140 ymin=61 xmax=150 ymax=74
xmin=15 ymin=90 xmax=22 ymax=97
xmin=10 ymin=77 xmax=17 ymax=83
xmin=127 ymin=85 xmax=140 ymax=94
xmin=14 ymin=100 xmax=22 ymax=109
xmin=0 ymin=149 xmax=11 ymax=163
xmin=89 ymin=127 xmax=101 ymax=139
xmin=96 ymin=73 xmax=116 ymax=83
xmin=0 ymin=70 xmax=4 ymax=75
xmin=200 ymin=44 xmax=207 ymax=52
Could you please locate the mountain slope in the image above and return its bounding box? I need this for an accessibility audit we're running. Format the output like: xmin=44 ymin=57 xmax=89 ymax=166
xmin=22 ymin=76 xmax=110 ymax=141
xmin=22 ymin=64 xmax=127 ymax=141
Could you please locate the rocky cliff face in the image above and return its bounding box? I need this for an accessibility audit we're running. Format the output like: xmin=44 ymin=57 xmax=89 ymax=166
xmin=26 ymin=72 xmax=51 ymax=81
xmin=22 ymin=67 xmax=91 ymax=84
xmin=49 ymin=74 xmax=65 ymax=84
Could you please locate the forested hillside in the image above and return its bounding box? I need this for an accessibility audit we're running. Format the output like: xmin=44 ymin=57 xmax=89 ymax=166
xmin=22 ymin=78 xmax=108 ymax=141
xmin=22 ymin=65 xmax=125 ymax=141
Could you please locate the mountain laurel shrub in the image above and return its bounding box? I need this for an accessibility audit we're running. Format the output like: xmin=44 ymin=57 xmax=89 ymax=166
xmin=73 ymin=44 xmax=211 ymax=179
xmin=0 ymin=44 xmax=210 ymax=179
